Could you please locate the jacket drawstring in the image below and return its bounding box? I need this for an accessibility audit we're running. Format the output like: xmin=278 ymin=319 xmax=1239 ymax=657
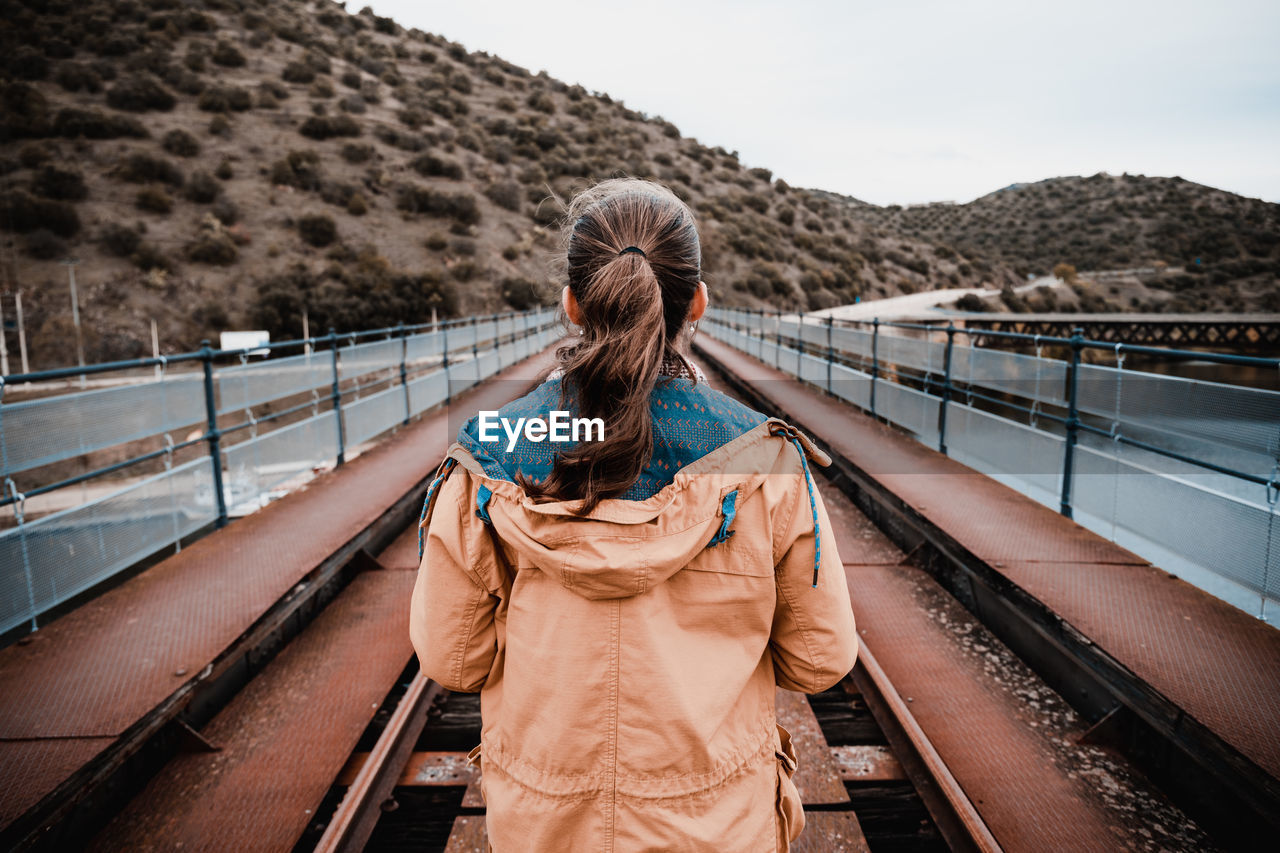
xmin=766 ymin=422 xmax=824 ymax=588
xmin=418 ymin=457 xmax=459 ymax=561
xmin=786 ymin=436 xmax=822 ymax=588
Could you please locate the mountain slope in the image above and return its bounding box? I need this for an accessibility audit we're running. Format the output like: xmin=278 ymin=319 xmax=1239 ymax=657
xmin=829 ymin=174 xmax=1280 ymax=313
xmin=0 ymin=0 xmax=1017 ymax=369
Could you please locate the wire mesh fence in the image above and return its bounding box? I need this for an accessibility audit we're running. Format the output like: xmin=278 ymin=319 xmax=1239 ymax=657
xmin=0 ymin=309 xmax=558 ymax=635
xmin=704 ymin=307 xmax=1280 ymax=624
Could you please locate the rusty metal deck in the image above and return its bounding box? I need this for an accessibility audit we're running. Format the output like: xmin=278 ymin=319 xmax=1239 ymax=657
xmin=694 ymin=336 xmax=1280 ymax=779
xmin=822 ymin=477 xmax=1203 ymax=850
xmin=0 ymin=349 xmax=556 ymax=840
xmin=88 ymin=566 xmax=416 ymax=852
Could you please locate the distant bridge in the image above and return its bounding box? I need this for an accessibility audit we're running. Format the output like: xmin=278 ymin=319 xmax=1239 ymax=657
xmin=920 ymin=312 xmax=1280 ymax=353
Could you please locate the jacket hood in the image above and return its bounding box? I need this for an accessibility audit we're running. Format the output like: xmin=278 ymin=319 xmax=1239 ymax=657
xmin=442 ymin=418 xmax=829 ymax=600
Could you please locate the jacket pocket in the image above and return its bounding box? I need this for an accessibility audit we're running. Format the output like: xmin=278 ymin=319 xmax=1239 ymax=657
xmin=686 ymin=537 xmax=774 ymax=577
xmin=774 ymin=724 xmax=805 ymax=849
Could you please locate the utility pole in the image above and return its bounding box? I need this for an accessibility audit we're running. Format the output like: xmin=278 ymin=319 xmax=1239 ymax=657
xmin=0 ymin=293 xmax=9 ymax=376
xmin=151 ymin=318 xmax=161 ymax=379
xmin=302 ymin=308 xmax=311 ymax=356
xmin=15 ymin=290 xmax=28 ymax=375
xmin=61 ymin=257 xmax=85 ymax=375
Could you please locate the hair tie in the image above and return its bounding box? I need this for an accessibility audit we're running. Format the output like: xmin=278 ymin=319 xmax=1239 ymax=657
xmin=619 ymin=246 xmax=646 ymax=258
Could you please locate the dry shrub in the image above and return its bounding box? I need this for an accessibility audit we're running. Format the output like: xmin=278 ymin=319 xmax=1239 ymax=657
xmin=198 ymin=85 xmax=253 ymax=112
xmin=184 ymin=170 xmax=220 ymax=203
xmin=282 ymin=61 xmax=316 ymax=84
xmin=162 ymin=128 xmax=200 ymax=157
xmin=119 ymin=152 xmax=184 ymax=186
xmin=270 ymin=149 xmax=323 ymax=190
xmin=31 ymin=165 xmax=87 ymax=201
xmin=135 ymin=185 xmax=174 ymax=213
xmin=484 ymin=180 xmax=522 ymax=211
xmin=395 ymin=184 xmax=481 ymax=225
xmin=211 ymin=40 xmax=246 ymax=68
xmin=298 ymin=213 xmax=337 ymax=247
xmin=54 ymin=107 xmax=148 ymax=139
xmin=409 ymin=153 xmax=463 ymax=179
xmin=299 ymin=114 xmax=361 ymax=139
xmin=54 ymin=62 xmax=103 ymax=93
xmin=340 ymin=142 xmax=374 ymax=163
xmin=99 ymin=222 xmax=142 ymax=256
xmin=187 ymin=215 xmax=239 ymax=265
xmin=105 ymin=73 xmax=176 ymax=111
xmin=0 ymin=189 xmax=81 ymax=236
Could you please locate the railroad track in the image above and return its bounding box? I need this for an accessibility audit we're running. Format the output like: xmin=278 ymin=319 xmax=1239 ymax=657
xmin=308 ymin=652 xmax=1001 ymax=853
xmin=293 ymin=476 xmax=1002 ymax=853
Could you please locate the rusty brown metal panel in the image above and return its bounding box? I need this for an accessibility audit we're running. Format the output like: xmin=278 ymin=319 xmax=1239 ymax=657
xmin=87 ymin=569 xmax=416 ymax=853
xmin=376 ymin=523 xmax=425 ymax=572
xmin=843 ymin=556 xmax=1171 ymax=851
xmin=0 ymin=739 xmax=115 ymax=828
xmin=998 ymin=559 xmax=1280 ymax=781
xmin=818 ymin=485 xmax=904 ymax=567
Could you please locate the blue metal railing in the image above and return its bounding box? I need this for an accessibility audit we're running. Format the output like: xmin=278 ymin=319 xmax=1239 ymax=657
xmin=0 ymin=309 xmax=559 ymax=634
xmin=704 ymin=306 xmax=1280 ymax=622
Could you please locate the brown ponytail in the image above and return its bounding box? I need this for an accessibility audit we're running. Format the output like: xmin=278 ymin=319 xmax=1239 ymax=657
xmin=521 ymin=178 xmax=702 ymax=513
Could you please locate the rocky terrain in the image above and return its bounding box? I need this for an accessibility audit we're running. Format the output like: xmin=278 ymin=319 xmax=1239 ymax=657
xmin=821 ymin=173 xmax=1280 ymax=315
xmin=0 ymin=0 xmax=1022 ymax=369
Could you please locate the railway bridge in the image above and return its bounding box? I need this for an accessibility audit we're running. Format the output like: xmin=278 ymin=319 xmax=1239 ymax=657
xmin=1 ymin=307 xmax=1278 ymax=852
xmin=919 ymin=311 xmax=1280 ymax=354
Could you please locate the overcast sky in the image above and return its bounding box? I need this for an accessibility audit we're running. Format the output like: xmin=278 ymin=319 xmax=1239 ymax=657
xmin=368 ymin=0 xmax=1280 ymax=206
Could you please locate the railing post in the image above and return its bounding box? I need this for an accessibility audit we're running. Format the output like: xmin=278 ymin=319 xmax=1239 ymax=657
xmin=870 ymin=318 xmax=880 ymax=418
xmin=796 ymin=315 xmax=803 ymax=378
xmin=825 ymin=314 xmax=834 ymax=394
xmin=774 ymin=308 xmax=782 ymax=369
xmin=200 ymin=340 xmax=229 ymax=528
xmin=442 ymin=320 xmax=451 ymax=402
xmin=398 ymin=322 xmax=410 ymax=426
xmin=939 ymin=323 xmax=955 ymax=455
xmin=329 ymin=328 xmax=346 ymax=466
xmin=1059 ymin=327 xmax=1085 ymax=518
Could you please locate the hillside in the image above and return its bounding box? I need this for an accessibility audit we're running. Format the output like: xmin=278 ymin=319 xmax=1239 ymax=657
xmin=825 ymin=174 xmax=1280 ymax=314
xmin=0 ymin=0 xmax=1023 ymax=370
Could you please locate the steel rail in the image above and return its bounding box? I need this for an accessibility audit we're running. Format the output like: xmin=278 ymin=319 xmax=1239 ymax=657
xmin=313 ymin=674 xmax=443 ymax=853
xmin=849 ymin=644 xmax=1003 ymax=853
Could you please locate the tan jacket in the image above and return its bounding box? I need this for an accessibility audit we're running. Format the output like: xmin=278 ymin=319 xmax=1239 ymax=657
xmin=411 ymin=417 xmax=858 ymax=852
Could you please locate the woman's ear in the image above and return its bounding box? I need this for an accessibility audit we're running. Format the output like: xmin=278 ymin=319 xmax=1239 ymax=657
xmin=687 ymin=281 xmax=709 ymax=323
xmin=561 ymin=285 xmax=585 ymax=327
